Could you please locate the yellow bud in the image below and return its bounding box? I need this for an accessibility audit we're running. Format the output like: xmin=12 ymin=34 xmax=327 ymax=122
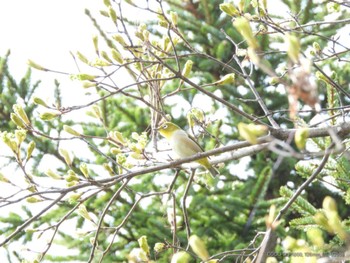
xmin=323 ymin=196 xmax=337 ymax=213
xmin=59 ymin=148 xmax=72 ymax=166
xmin=109 ymin=131 xmax=127 ymax=145
xmin=212 ymin=73 xmax=235 ymax=86
xmin=67 ymin=193 xmax=83 ymax=204
xmin=80 ymin=163 xmax=89 ymax=178
xmin=77 ymin=204 xmax=93 ymax=222
xmin=45 ymin=169 xmax=61 ymax=180
xmin=295 ymin=128 xmax=309 ymax=150
xmin=110 ymin=147 xmax=121 ymax=155
xmin=92 ymin=35 xmax=99 ymax=55
xmin=182 ymin=60 xmax=193 ymax=78
xmin=26 ymin=196 xmax=42 ymax=203
xmin=269 ymin=77 xmax=280 ymax=86
xmin=313 ymin=42 xmax=321 ymax=54
xmin=64 ymin=125 xmax=81 ymax=136
xmin=90 ymin=58 xmax=112 ymax=67
xmin=76 ymin=51 xmax=89 ymax=64
xmin=108 ymin=6 xmax=118 ymax=21
xmin=103 ymin=163 xmax=114 ymax=176
xmin=27 ymin=59 xmax=47 ymax=71
xmin=82 ymin=81 xmax=97 ymax=88
xmin=26 ymin=141 xmax=36 ymax=161
xmin=111 ymin=48 xmax=124 ymax=64
xmin=189 ymin=235 xmax=209 ymax=261
xmin=13 ymin=104 xmax=30 ymax=125
xmin=112 ymin=34 xmax=126 ymax=46
xmin=11 ymin=113 xmax=25 ymax=128
xmin=282 ymin=236 xmax=297 ymax=250
xmin=33 ymin=97 xmax=48 ymax=107
xmin=238 ymin=122 xmax=267 ymax=144
xmin=91 ymin=104 xmax=102 ymax=119
xmin=285 ymin=34 xmax=300 ymax=64
xmin=138 ymin=236 xmax=150 ymax=256
xmin=15 ymin=130 xmax=26 ymax=146
xmin=0 ymin=172 xmax=10 ymax=183
xmin=65 ymin=170 xmax=79 ymax=182
xmin=219 ymin=3 xmax=240 ymax=16
xmin=170 ymin=11 xmax=178 ymax=26
xmin=307 ymin=228 xmax=324 ymax=248
xmin=233 ymin=17 xmax=259 ymax=49
xmin=70 ymin=73 xmax=97 ymax=81
xmin=103 ymin=0 xmax=111 ymax=7
xmin=171 ymin=251 xmax=190 ymax=263
xmin=40 ymin=111 xmax=59 ymax=121
xmin=154 ymin=243 xmax=166 ymax=253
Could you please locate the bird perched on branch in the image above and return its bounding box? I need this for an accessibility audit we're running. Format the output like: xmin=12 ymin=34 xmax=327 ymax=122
xmin=157 ymin=122 xmax=218 ymax=177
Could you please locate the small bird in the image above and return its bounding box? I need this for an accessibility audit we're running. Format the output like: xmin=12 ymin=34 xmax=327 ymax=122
xmin=157 ymin=122 xmax=218 ymax=177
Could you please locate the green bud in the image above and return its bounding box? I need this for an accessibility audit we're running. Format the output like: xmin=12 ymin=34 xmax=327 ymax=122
xmin=13 ymin=104 xmax=30 ymax=125
xmin=212 ymin=73 xmax=235 ymax=86
xmin=82 ymin=81 xmax=97 ymax=88
xmin=138 ymin=236 xmax=150 ymax=256
xmin=40 ymin=111 xmax=59 ymax=121
xmin=77 ymin=204 xmax=93 ymax=222
xmin=92 ymin=35 xmax=99 ymax=55
xmin=101 ymin=51 xmax=113 ymax=63
xmin=26 ymin=196 xmax=42 ymax=203
xmin=313 ymin=42 xmax=321 ymax=54
xmin=76 ymin=51 xmax=89 ymax=64
xmin=110 ymin=147 xmax=121 ymax=155
xmin=109 ymin=131 xmax=127 ymax=145
xmin=108 ymin=6 xmax=118 ymax=21
xmin=307 ymin=228 xmax=324 ymax=248
xmin=59 ymin=148 xmax=72 ymax=166
xmin=103 ymin=0 xmax=111 ymax=7
xmin=269 ymin=77 xmax=280 ymax=86
xmin=79 ymin=163 xmax=89 ymax=178
xmin=295 ymin=128 xmax=309 ymax=150
xmin=111 ymin=48 xmax=124 ymax=64
xmin=112 ymin=34 xmax=126 ymax=46
xmin=154 ymin=242 xmax=166 ymax=253
xmin=27 ymin=59 xmax=47 ymax=71
xmin=33 ymin=97 xmax=48 ymax=107
xmin=11 ymin=113 xmax=25 ymax=128
xmin=1 ymin=132 xmax=18 ymax=152
xmin=64 ymin=125 xmax=81 ymax=136
xmin=238 ymin=122 xmax=268 ymax=144
xmin=314 ymin=212 xmax=333 ymax=233
xmin=182 ymin=60 xmax=193 ymax=78
xmin=103 ymin=163 xmax=114 ymax=176
xmin=327 ymin=2 xmax=340 ymax=13
xmin=170 ymin=11 xmax=178 ymax=26
xmin=45 ymin=169 xmax=61 ymax=180
xmin=282 ymin=236 xmax=297 ymax=250
xmin=189 ymin=235 xmax=209 ymax=261
xmin=0 ymin=172 xmax=10 ymax=183
xmin=219 ymin=3 xmax=240 ymax=17
xmin=65 ymin=170 xmax=79 ymax=182
xmin=67 ymin=193 xmax=83 ymax=204
xmin=26 ymin=141 xmax=36 ymax=161
xmin=70 ymin=73 xmax=97 ymax=81
xmin=323 ymin=196 xmax=337 ymax=213
xmin=285 ymin=34 xmax=300 ymax=64
xmin=233 ymin=17 xmax=259 ymax=49
xmin=91 ymin=104 xmax=102 ymax=119
xmin=171 ymin=251 xmax=190 ymax=263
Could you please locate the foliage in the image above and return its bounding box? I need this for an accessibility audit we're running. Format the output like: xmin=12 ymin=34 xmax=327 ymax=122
xmin=1 ymin=0 xmax=350 ymax=262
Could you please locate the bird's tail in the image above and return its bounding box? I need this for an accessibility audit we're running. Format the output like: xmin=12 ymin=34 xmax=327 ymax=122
xmin=208 ymin=166 xmax=219 ymax=177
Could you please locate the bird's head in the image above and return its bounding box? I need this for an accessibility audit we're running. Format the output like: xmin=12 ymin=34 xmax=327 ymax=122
xmin=157 ymin=122 xmax=181 ymax=140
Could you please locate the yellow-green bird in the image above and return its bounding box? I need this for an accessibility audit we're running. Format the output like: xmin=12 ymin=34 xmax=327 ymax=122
xmin=157 ymin=122 xmax=218 ymax=177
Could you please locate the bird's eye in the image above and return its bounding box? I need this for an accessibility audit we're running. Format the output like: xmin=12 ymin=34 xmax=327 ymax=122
xmin=162 ymin=124 xmax=168 ymax=129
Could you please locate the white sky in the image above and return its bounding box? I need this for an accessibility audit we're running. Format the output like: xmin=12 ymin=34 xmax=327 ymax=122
xmin=0 ymin=0 xmax=103 ymax=78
